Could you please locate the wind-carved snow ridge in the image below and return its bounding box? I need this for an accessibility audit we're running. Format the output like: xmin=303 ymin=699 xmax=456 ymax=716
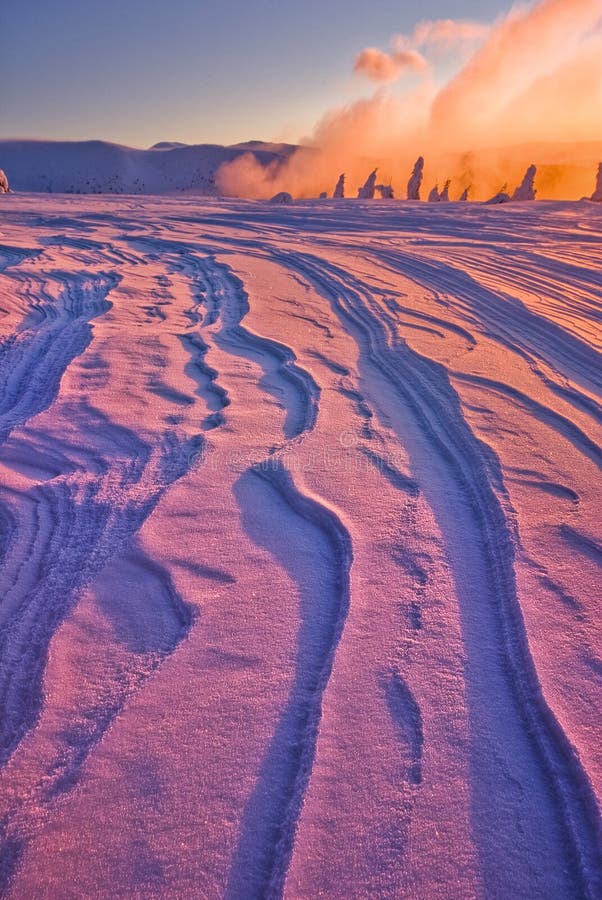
xmin=272 ymin=248 xmax=602 ymax=898
xmin=189 ymin=254 xmax=321 ymax=439
xmin=0 ymin=197 xmax=600 ymax=898
xmin=0 ymin=243 xmax=206 ymax=888
xmin=384 ymin=671 xmax=424 ymax=787
xmin=0 ymin=272 xmax=119 ymax=443
xmin=0 ymin=426 xmax=199 ymax=767
xmin=179 ymin=333 xmax=231 ymax=430
xmin=231 ymin=462 xmax=353 ymax=900
xmin=169 ymin=244 xmax=351 ymax=900
xmin=381 ymin=248 xmax=602 ymax=397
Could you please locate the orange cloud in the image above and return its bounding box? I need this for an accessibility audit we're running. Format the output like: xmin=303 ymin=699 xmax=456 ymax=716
xmin=354 ymin=47 xmax=427 ymax=83
xmin=410 ymin=19 xmax=490 ymax=49
xmin=217 ymin=1 xmax=602 ymax=201
xmin=430 ymin=0 xmax=602 ymax=148
xmin=355 ymin=17 xmax=488 ymax=85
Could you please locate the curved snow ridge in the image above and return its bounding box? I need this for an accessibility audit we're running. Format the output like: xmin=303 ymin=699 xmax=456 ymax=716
xmin=249 ymin=460 xmax=353 ymax=899
xmin=198 ymin=255 xmax=321 ymax=439
xmin=0 ymin=548 xmax=194 ymax=895
xmin=449 ymin=244 xmax=602 ymax=349
xmin=369 ymin=276 xmax=478 ymax=350
xmin=0 ymin=428 xmax=200 ymax=769
xmin=0 ymin=245 xmax=41 ymax=275
xmin=0 ymin=271 xmax=120 ymax=444
xmin=452 ymin=371 xmax=602 ymax=470
xmin=377 ymin=243 xmax=602 ymax=431
xmin=384 ymin=670 xmax=424 ymax=787
xmin=45 ymin=553 xmax=193 ymax=801
xmin=179 ymin=333 xmax=231 ymax=429
xmin=230 ymin=323 xmax=321 ymax=437
xmin=278 ymin=250 xmax=602 ymax=897
xmin=387 ymin=248 xmax=602 ymax=393
xmin=359 ymin=446 xmax=420 ymax=496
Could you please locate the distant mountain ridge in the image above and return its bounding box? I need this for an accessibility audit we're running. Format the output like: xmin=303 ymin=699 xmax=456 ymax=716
xmin=0 ymin=139 xmax=298 ymax=194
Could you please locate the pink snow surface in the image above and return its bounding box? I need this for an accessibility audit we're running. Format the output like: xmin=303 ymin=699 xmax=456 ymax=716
xmin=0 ymin=194 xmax=600 ymax=899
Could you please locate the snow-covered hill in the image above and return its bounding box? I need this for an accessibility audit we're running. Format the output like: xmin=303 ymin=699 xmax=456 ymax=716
xmin=0 ymin=139 xmax=297 ymax=194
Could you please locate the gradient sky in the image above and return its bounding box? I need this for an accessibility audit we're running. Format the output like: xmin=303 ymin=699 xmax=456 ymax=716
xmin=2 ymin=0 xmax=511 ymax=148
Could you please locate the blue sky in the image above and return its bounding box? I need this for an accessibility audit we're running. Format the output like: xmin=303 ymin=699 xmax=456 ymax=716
xmin=1 ymin=0 xmax=510 ymax=147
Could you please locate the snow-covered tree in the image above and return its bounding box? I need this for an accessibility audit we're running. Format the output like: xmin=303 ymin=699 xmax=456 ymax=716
xmin=439 ymin=180 xmax=451 ymax=202
xmin=486 ymin=185 xmax=511 ymax=204
xmin=333 ymin=173 xmax=345 ymax=199
xmin=357 ymin=169 xmax=377 ymax=199
xmin=376 ymin=184 xmax=394 ymax=199
xmin=512 ymin=164 xmax=537 ymax=200
xmin=459 ymin=186 xmax=470 ymax=201
xmin=407 ymin=156 xmax=424 ymax=200
xmin=0 ymin=170 xmax=9 ymax=193
xmin=428 ymin=184 xmax=440 ymax=203
xmin=270 ymin=191 xmax=293 ymax=204
xmin=590 ymin=163 xmax=602 ymax=202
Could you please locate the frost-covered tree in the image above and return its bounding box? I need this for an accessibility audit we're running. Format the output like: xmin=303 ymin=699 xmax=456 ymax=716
xmin=512 ymin=164 xmax=537 ymax=201
xmin=319 ymin=191 xmax=328 ymax=199
xmin=485 ymin=185 xmax=511 ymax=204
xmin=439 ymin=180 xmax=451 ymax=202
xmin=459 ymin=186 xmax=470 ymax=201
xmin=0 ymin=170 xmax=9 ymax=193
xmin=407 ymin=156 xmax=424 ymax=200
xmin=270 ymin=191 xmax=293 ymax=204
xmin=376 ymin=184 xmax=394 ymax=199
xmin=590 ymin=163 xmax=602 ymax=202
xmin=333 ymin=173 xmax=345 ymax=199
xmin=428 ymin=184 xmax=440 ymax=203
xmin=357 ymin=169 xmax=377 ymax=199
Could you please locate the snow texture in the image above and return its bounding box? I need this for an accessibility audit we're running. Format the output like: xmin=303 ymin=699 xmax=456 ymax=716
xmin=0 ymin=194 xmax=600 ymax=900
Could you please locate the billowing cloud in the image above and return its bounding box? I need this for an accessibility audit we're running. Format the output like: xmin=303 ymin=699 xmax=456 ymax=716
xmin=217 ymin=0 xmax=602 ymax=201
xmin=354 ymin=47 xmax=427 ymax=83
xmin=356 ymin=17 xmax=490 ymax=84
xmin=429 ymin=0 xmax=602 ymax=148
xmin=409 ymin=19 xmax=490 ymax=49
